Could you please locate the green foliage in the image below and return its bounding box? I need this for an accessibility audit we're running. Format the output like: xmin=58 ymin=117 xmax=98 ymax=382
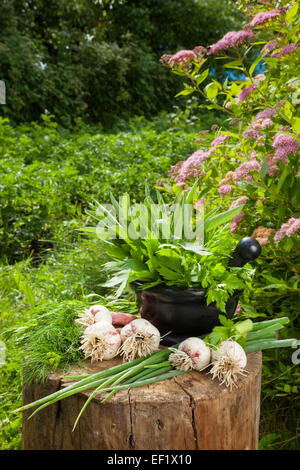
xmin=160 ymin=0 xmax=300 ymax=449
xmin=0 ymin=116 xmax=198 ymax=262
xmin=84 ymin=189 xmax=254 ymax=309
xmin=102 ymin=0 xmax=243 ymax=54
xmin=0 ymin=0 xmax=299 ymax=450
xmin=205 ymin=315 xmax=254 ymax=348
xmin=13 ymin=301 xmax=86 ymax=384
xmin=0 ymin=235 xmax=135 ymax=448
xmin=0 ymin=0 xmax=243 ymax=126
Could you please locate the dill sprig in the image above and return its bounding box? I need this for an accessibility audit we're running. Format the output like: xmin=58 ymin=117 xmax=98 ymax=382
xmin=18 ymin=300 xmax=86 ymax=384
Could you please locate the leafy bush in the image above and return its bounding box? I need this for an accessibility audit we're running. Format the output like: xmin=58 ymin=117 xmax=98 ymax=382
xmin=102 ymin=0 xmax=243 ymax=55
xmin=0 ymin=0 xmax=243 ymax=126
xmin=0 ymin=116 xmax=198 ymax=261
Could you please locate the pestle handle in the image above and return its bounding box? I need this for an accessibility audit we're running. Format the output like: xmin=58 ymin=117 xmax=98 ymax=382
xmin=228 ymin=237 xmax=261 ymax=268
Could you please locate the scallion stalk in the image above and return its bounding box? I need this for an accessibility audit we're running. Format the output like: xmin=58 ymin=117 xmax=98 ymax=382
xmin=246 ymin=323 xmax=284 ymax=342
xmin=251 ymin=317 xmax=289 ymax=331
xmin=245 ymin=338 xmax=296 ymax=353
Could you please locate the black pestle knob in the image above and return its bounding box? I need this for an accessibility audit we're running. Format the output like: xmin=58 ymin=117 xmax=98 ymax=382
xmin=228 ymin=237 xmax=261 ymax=268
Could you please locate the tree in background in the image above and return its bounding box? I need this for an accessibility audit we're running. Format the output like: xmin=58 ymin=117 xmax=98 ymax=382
xmin=0 ymin=0 xmax=243 ymax=126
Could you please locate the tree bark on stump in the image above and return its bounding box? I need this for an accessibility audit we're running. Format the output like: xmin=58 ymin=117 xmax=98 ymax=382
xmin=22 ymin=351 xmax=262 ymax=450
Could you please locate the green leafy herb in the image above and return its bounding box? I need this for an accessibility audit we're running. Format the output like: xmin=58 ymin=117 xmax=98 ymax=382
xmin=83 ymin=189 xmax=252 ymax=311
xmin=205 ymin=315 xmax=254 ymax=349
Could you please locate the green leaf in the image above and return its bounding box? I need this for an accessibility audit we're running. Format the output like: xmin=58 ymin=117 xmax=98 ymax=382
xmin=204 ymin=205 xmax=245 ymax=232
xmin=218 ymin=314 xmax=234 ymax=328
xmin=78 ymin=226 xmax=97 ymax=234
xmin=276 ymin=166 xmax=289 ymax=192
xmin=224 ymin=59 xmax=243 ymax=69
xmin=184 ymin=179 xmax=199 ymax=204
xmin=195 ymin=68 xmax=209 ymax=86
xmin=259 ymin=160 xmax=268 ymax=180
xmin=179 ymin=243 xmax=212 ymax=255
xmin=249 ymin=52 xmax=264 ymax=77
xmin=219 ymin=131 xmax=239 ymax=139
xmin=205 ymin=82 xmax=219 ymax=100
xmin=292 ymin=117 xmax=300 ymax=134
xmin=286 ymin=3 xmax=298 ymax=25
xmin=284 ymin=101 xmax=293 ymax=120
xmin=230 ymin=82 xmax=242 ymax=96
xmin=175 ymin=88 xmax=194 ymax=97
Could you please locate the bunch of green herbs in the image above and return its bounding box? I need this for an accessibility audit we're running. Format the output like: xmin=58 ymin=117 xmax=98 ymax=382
xmin=83 ymin=185 xmax=254 ymax=312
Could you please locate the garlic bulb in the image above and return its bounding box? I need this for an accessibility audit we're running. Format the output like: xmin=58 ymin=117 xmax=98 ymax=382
xmin=80 ymin=321 xmax=121 ymax=363
xmin=169 ymin=337 xmax=211 ymax=371
xmin=76 ymin=304 xmax=112 ymax=329
xmin=209 ymin=339 xmax=248 ymax=390
xmin=119 ymin=319 xmax=161 ymax=362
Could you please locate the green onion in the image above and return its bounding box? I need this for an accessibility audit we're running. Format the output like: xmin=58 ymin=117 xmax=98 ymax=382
xmin=15 ymin=349 xmax=171 ymax=414
xmin=251 ymin=317 xmax=289 ymax=331
xmin=14 ymin=317 xmax=296 ymax=431
xmin=246 ymin=323 xmax=284 ymax=342
xmin=245 ymin=338 xmax=296 ymax=353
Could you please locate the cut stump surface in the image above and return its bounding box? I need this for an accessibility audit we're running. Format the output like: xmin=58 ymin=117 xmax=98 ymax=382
xmin=22 ymin=350 xmax=262 ymax=450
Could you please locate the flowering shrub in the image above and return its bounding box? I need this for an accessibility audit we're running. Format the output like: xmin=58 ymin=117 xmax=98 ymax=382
xmin=159 ymin=0 xmax=299 ymax=273
xmin=159 ymin=1 xmax=300 ymax=446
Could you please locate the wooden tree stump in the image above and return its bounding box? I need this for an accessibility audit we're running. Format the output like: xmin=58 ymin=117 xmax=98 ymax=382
xmin=22 ymin=351 xmax=262 ymax=450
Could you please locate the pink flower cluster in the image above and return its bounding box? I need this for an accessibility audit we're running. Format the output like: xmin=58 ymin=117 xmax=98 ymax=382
xmin=248 ymin=9 xmax=283 ymax=27
xmin=256 ymin=101 xmax=285 ymax=121
xmin=170 ymin=133 xmax=232 ymax=185
xmin=168 ymin=161 xmax=183 ymax=179
xmin=168 ymin=50 xmax=196 ymax=66
xmin=159 ymin=54 xmax=173 ymax=67
xmin=272 ymin=132 xmax=299 ymax=163
xmin=255 ymin=74 xmax=266 ymax=83
xmin=208 ymin=29 xmax=254 ymax=55
xmin=256 ymin=106 xmax=277 ymax=119
xmin=255 ymin=118 xmax=274 ymax=129
xmin=236 ymin=83 xmax=257 ymax=103
xmin=193 ymin=46 xmax=207 ymax=58
xmin=252 ymin=226 xmax=275 ymax=245
xmin=169 ymin=149 xmax=208 ymax=185
xmin=160 ymin=46 xmax=207 ymax=68
xmin=271 ymin=43 xmax=300 ymax=58
xmin=229 ymin=196 xmax=249 ymax=210
xmin=243 ymin=128 xmax=261 ymax=140
xmin=219 ymin=184 xmax=232 ymax=197
xmin=262 ymin=39 xmax=279 ymax=56
xmin=160 ymin=50 xmax=197 ymax=68
xmin=243 ymin=109 xmax=274 ymax=141
xmin=265 ymin=154 xmax=278 ymax=176
xmin=243 ymin=102 xmax=286 ymax=143
xmin=218 ymin=154 xmax=261 ymax=194
xmin=234 ymin=304 xmax=242 ymax=316
xmin=194 ymin=198 xmax=205 ymax=209
xmin=274 ymin=218 xmax=300 ymax=243
xmin=220 ymin=171 xmax=234 ymax=185
xmin=233 ymin=159 xmax=261 ymax=182
xmin=228 ymin=196 xmax=249 ymax=231
xmin=230 ymin=211 xmax=246 ymax=232
xmin=210 ymin=134 xmax=229 ymax=147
